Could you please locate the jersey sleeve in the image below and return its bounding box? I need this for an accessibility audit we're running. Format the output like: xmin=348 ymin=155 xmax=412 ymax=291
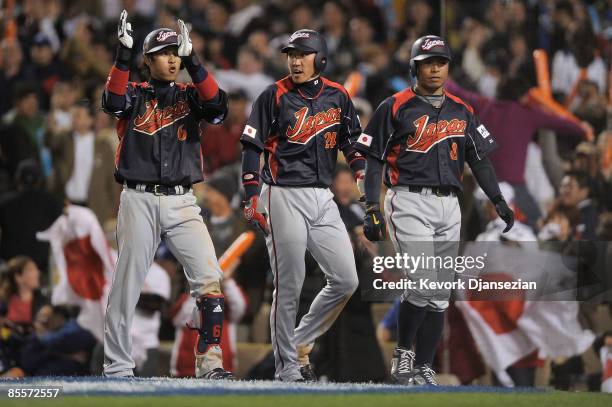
xmin=339 ymin=95 xmax=366 ymax=174
xmin=101 ymin=81 xmax=137 ymax=119
xmin=464 ymin=112 xmax=498 ymax=165
xmin=338 ymin=95 xmax=362 ymax=149
xmin=240 ymin=85 xmax=276 ymax=152
xmin=355 ymin=97 xmax=395 ymax=162
xmin=186 ymin=86 xmax=228 ymax=124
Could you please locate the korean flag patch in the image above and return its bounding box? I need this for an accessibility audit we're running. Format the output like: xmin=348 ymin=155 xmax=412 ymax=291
xmin=477 ymin=124 xmax=490 ymax=139
xmin=243 ymin=125 xmax=257 ymax=138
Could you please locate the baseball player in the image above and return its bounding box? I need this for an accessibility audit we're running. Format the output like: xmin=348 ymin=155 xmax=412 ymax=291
xmin=356 ymin=35 xmax=514 ymax=385
xmin=101 ymin=11 xmax=234 ymax=379
xmin=240 ymin=29 xmax=365 ymax=382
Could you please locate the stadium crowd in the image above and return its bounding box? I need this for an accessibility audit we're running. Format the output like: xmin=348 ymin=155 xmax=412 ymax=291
xmin=0 ymin=0 xmax=611 ymax=391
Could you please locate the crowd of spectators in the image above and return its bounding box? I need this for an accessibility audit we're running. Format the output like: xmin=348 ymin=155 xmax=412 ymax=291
xmin=0 ymin=0 xmax=611 ymax=389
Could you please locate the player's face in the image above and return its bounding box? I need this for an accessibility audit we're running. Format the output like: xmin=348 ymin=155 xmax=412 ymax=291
xmin=146 ymin=46 xmax=180 ymax=81
xmin=287 ymin=50 xmax=317 ymax=84
xmin=416 ymin=57 xmax=449 ymax=94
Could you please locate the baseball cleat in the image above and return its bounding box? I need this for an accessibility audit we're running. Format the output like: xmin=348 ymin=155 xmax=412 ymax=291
xmin=299 ymin=364 xmax=317 ymax=382
xmin=390 ymin=347 xmax=415 ymax=385
xmin=411 ymin=364 xmax=438 ymax=386
xmin=199 ymin=367 xmax=237 ymax=380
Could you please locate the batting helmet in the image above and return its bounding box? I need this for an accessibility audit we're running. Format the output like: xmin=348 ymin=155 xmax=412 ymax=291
xmin=409 ymin=35 xmax=452 ymax=76
xmin=281 ymin=29 xmax=328 ymax=73
xmin=143 ymin=28 xmax=179 ymax=55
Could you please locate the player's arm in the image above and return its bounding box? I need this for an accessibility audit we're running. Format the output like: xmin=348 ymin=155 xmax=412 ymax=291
xmin=338 ymin=96 xmax=366 ymax=195
xmin=177 ymin=19 xmax=228 ymax=124
xmin=240 ymin=87 xmax=275 ymax=235
xmin=465 ymin=114 xmax=514 ymax=232
xmin=354 ymin=97 xmax=395 ymax=241
xmin=102 ymin=10 xmax=134 ymax=117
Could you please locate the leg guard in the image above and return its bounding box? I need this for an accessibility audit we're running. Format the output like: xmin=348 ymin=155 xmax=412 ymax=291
xmin=191 ymin=294 xmax=225 ymax=354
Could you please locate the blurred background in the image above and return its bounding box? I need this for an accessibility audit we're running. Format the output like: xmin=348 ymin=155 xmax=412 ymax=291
xmin=0 ymin=0 xmax=611 ymax=392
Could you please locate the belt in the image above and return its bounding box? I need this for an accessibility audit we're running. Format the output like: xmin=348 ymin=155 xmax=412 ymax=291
xmin=125 ymin=182 xmax=191 ymax=196
xmin=408 ymin=185 xmax=456 ymax=197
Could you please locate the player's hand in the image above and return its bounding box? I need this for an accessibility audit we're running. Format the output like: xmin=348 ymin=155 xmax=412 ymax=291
xmin=177 ymin=19 xmax=193 ymax=57
xmin=495 ymin=199 xmax=515 ymax=233
xmin=355 ymin=170 xmax=365 ymax=202
xmin=243 ymin=196 xmax=270 ymax=236
xmin=363 ymin=203 xmax=386 ymax=241
xmin=117 ymin=10 xmax=133 ymax=49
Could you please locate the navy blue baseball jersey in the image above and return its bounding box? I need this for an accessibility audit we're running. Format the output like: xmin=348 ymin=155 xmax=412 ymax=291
xmin=240 ymin=76 xmax=364 ymax=187
xmin=354 ymin=87 xmax=497 ymax=189
xmin=102 ymin=72 xmax=227 ymax=186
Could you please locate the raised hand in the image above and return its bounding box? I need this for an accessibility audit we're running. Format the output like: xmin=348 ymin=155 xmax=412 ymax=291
xmin=117 ymin=10 xmax=133 ymax=49
xmin=177 ymin=19 xmax=193 ymax=57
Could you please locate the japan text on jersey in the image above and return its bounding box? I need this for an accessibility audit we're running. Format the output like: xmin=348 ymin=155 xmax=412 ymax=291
xmin=355 ymin=88 xmax=497 ymax=190
xmin=102 ymin=82 xmax=226 ymax=186
xmin=240 ymin=77 xmax=363 ymax=188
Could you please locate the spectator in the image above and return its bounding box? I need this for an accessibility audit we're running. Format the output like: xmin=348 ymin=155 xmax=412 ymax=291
xmin=0 ymin=256 xmax=48 ymax=329
xmin=61 ymin=19 xmax=112 ymax=84
xmin=570 ymin=80 xmax=608 ymax=135
xmin=0 ymin=83 xmax=44 ymax=188
xmin=538 ymin=201 xmax=581 ymax=242
xmin=445 ymin=78 xmax=588 ymax=228
xmin=214 ymin=46 xmax=274 ymax=103
xmin=27 ymin=33 xmax=61 ymax=109
xmin=45 ymin=101 xmax=117 ymax=225
xmin=19 ymin=305 xmax=96 ymax=376
xmin=558 ymin=170 xmax=600 ymax=240
xmin=321 ymin=1 xmax=354 ymax=79
xmin=227 ymin=0 xmax=263 ymax=40
xmin=48 ymin=81 xmax=79 ymax=135
xmin=0 ymin=160 xmax=62 ymax=272
xmin=289 ymin=3 xmax=316 ymax=33
xmin=0 ymin=39 xmax=35 ymax=115
xmin=201 ymin=90 xmax=249 ymax=176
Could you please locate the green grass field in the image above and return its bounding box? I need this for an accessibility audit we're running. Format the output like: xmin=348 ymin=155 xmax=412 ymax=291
xmin=3 ymin=393 xmax=611 ymax=407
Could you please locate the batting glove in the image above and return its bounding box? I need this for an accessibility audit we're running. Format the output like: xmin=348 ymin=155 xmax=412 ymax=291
xmin=495 ymin=199 xmax=515 ymax=233
xmin=177 ymin=19 xmax=193 ymax=57
xmin=243 ymin=196 xmax=270 ymax=236
xmin=355 ymin=170 xmax=365 ymax=202
xmin=117 ymin=10 xmax=133 ymax=49
xmin=363 ymin=203 xmax=386 ymax=241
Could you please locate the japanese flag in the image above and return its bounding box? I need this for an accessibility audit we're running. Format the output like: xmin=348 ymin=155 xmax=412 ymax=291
xmin=358 ymin=133 xmax=373 ymax=147
xmin=243 ymin=125 xmax=257 ymax=138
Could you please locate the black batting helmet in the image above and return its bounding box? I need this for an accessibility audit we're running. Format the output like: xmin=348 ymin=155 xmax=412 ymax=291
xmin=409 ymin=35 xmax=452 ymax=76
xmin=143 ymin=28 xmax=179 ymax=55
xmin=281 ymin=29 xmax=328 ymax=73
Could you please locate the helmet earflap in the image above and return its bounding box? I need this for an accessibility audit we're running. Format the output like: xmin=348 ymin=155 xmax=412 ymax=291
xmin=410 ymin=60 xmax=418 ymax=77
xmin=315 ymin=53 xmax=327 ymax=73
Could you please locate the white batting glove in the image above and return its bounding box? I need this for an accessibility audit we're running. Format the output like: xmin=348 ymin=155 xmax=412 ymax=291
xmin=117 ymin=10 xmax=133 ymax=49
xmin=177 ymin=19 xmax=193 ymax=57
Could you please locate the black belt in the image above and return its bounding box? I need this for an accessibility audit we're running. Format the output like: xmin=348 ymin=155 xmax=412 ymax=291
xmin=125 ymin=182 xmax=191 ymax=196
xmin=408 ymin=185 xmax=456 ymax=197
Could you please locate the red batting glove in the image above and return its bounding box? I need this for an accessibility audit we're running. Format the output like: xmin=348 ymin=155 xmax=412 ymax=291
xmin=243 ymin=196 xmax=270 ymax=236
xmin=355 ymin=169 xmax=365 ymax=202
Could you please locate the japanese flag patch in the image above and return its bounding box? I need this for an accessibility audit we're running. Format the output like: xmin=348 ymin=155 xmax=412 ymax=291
xmin=243 ymin=125 xmax=257 ymax=138
xmin=357 ymin=133 xmax=373 ymax=147
xmin=477 ymin=124 xmax=490 ymax=139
